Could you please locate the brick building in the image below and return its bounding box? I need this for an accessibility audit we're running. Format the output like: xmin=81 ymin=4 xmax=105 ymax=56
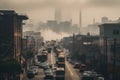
xmin=0 ymin=10 xmax=28 ymax=62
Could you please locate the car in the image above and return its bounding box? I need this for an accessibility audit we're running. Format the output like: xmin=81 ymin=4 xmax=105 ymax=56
xmin=27 ymin=70 xmax=35 ymax=79
xmin=44 ymin=75 xmax=54 ymax=80
xmin=44 ymin=72 xmax=54 ymax=80
xmin=91 ymin=71 xmax=98 ymax=77
xmin=67 ymin=58 xmax=71 ymax=62
xmin=67 ymin=59 xmax=75 ymax=65
xmin=69 ymin=61 xmax=75 ymax=65
xmin=42 ymin=62 xmax=50 ymax=68
xmin=38 ymin=62 xmax=43 ymax=68
xmin=44 ymin=65 xmax=50 ymax=70
xmin=82 ymin=71 xmax=94 ymax=80
xmin=44 ymin=69 xmax=53 ymax=75
xmin=79 ymin=64 xmax=86 ymax=73
xmin=97 ymin=77 xmax=104 ymax=80
xmin=30 ymin=66 xmax=39 ymax=75
xmin=83 ymin=71 xmax=92 ymax=76
xmin=81 ymin=76 xmax=94 ymax=80
xmin=73 ymin=63 xmax=81 ymax=69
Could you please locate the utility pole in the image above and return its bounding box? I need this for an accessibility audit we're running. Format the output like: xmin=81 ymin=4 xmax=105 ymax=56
xmin=105 ymin=37 xmax=108 ymax=78
xmin=72 ymin=33 xmax=75 ymax=58
xmin=113 ymin=38 xmax=116 ymax=80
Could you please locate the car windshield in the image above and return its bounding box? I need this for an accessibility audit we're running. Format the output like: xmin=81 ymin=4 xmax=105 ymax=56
xmin=56 ymin=71 xmax=64 ymax=75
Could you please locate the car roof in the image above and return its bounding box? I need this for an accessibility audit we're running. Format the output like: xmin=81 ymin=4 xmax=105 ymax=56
xmin=56 ymin=68 xmax=64 ymax=71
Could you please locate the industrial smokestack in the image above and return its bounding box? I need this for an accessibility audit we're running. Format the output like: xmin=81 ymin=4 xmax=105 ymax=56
xmin=79 ymin=9 xmax=82 ymax=33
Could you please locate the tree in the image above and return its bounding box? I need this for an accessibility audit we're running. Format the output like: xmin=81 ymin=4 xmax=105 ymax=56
xmin=0 ymin=57 xmax=22 ymax=73
xmin=0 ymin=57 xmax=22 ymax=80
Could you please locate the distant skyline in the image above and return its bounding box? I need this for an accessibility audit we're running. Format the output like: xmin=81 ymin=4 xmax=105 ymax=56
xmin=0 ymin=0 xmax=120 ymax=27
xmin=1 ymin=0 xmax=120 ymax=40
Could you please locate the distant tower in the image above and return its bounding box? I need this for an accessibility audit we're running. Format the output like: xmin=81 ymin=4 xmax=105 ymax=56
xmin=93 ymin=18 xmax=95 ymax=24
xmin=55 ymin=7 xmax=61 ymax=23
xmin=101 ymin=17 xmax=109 ymax=23
xmin=79 ymin=10 xmax=82 ymax=33
xmin=70 ymin=19 xmax=72 ymax=24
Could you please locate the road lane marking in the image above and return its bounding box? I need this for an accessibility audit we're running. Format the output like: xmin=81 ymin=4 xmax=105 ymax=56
xmin=66 ymin=61 xmax=74 ymax=76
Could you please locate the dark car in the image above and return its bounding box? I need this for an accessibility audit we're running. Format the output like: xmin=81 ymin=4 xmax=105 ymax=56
xmin=67 ymin=59 xmax=75 ymax=65
xmin=81 ymin=76 xmax=94 ymax=80
xmin=42 ymin=62 xmax=50 ymax=69
xmin=44 ymin=69 xmax=54 ymax=80
xmin=44 ymin=69 xmax=53 ymax=75
xmin=79 ymin=64 xmax=86 ymax=73
xmin=44 ymin=75 xmax=54 ymax=80
xmin=47 ymin=47 xmax=52 ymax=53
xmin=27 ymin=70 xmax=35 ymax=79
xmin=44 ymin=65 xmax=50 ymax=70
xmin=30 ymin=66 xmax=39 ymax=75
xmin=73 ymin=63 xmax=81 ymax=69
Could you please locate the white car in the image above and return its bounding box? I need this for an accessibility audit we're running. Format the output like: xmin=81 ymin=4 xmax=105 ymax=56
xmin=98 ymin=77 xmax=104 ymax=80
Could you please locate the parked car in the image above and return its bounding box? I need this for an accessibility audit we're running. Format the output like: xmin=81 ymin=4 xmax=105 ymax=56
xmin=27 ymin=70 xmax=35 ymax=79
xmin=44 ymin=70 xmax=54 ymax=80
xmin=97 ymin=77 xmax=104 ymax=80
xmin=79 ymin=64 xmax=86 ymax=73
xmin=82 ymin=70 xmax=103 ymax=80
xmin=42 ymin=62 xmax=50 ymax=69
xmin=44 ymin=69 xmax=53 ymax=75
xmin=73 ymin=63 xmax=81 ymax=69
xmin=67 ymin=59 xmax=72 ymax=63
xmin=44 ymin=65 xmax=50 ymax=70
xmin=30 ymin=66 xmax=39 ymax=75
xmin=81 ymin=76 xmax=94 ymax=80
xmin=82 ymin=71 xmax=93 ymax=80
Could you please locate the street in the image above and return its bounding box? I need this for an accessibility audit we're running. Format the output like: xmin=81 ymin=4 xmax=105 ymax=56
xmin=25 ymin=49 xmax=81 ymax=80
xmin=65 ymin=61 xmax=81 ymax=80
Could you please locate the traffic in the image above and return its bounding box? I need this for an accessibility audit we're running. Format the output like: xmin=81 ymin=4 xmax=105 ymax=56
xmin=26 ymin=41 xmax=104 ymax=80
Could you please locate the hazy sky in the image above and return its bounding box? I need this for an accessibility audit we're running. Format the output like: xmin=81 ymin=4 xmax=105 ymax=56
xmin=1 ymin=0 xmax=120 ymax=40
xmin=1 ymin=0 xmax=120 ymax=26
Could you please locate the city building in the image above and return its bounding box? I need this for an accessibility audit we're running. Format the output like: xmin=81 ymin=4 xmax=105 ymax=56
xmin=55 ymin=7 xmax=61 ymax=23
xmin=0 ymin=10 xmax=28 ymax=62
xmin=86 ymin=23 xmax=100 ymax=35
xmin=0 ymin=10 xmax=28 ymax=80
xmin=101 ymin=17 xmax=109 ymax=23
xmin=47 ymin=20 xmax=57 ymax=27
xmin=23 ymin=31 xmax=43 ymax=51
xmin=59 ymin=21 xmax=72 ymax=33
xmin=22 ymin=38 xmax=27 ymax=50
xmin=99 ymin=23 xmax=120 ymax=80
xmin=62 ymin=34 xmax=100 ymax=64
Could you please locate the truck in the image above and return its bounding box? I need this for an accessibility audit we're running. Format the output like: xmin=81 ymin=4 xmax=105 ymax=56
xmin=56 ymin=53 xmax=65 ymax=68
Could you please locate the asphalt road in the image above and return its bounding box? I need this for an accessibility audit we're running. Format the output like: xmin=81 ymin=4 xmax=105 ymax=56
xmin=65 ymin=61 xmax=81 ymax=80
xmin=25 ymin=50 xmax=81 ymax=80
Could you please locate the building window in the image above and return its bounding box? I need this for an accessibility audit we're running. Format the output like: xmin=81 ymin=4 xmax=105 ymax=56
xmin=0 ymin=16 xmax=3 ymax=21
xmin=113 ymin=30 xmax=119 ymax=35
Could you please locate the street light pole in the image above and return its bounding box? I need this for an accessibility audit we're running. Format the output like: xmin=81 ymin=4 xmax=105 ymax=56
xmin=113 ymin=38 xmax=116 ymax=80
xmin=105 ymin=37 xmax=108 ymax=79
xmin=72 ymin=33 xmax=75 ymax=58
